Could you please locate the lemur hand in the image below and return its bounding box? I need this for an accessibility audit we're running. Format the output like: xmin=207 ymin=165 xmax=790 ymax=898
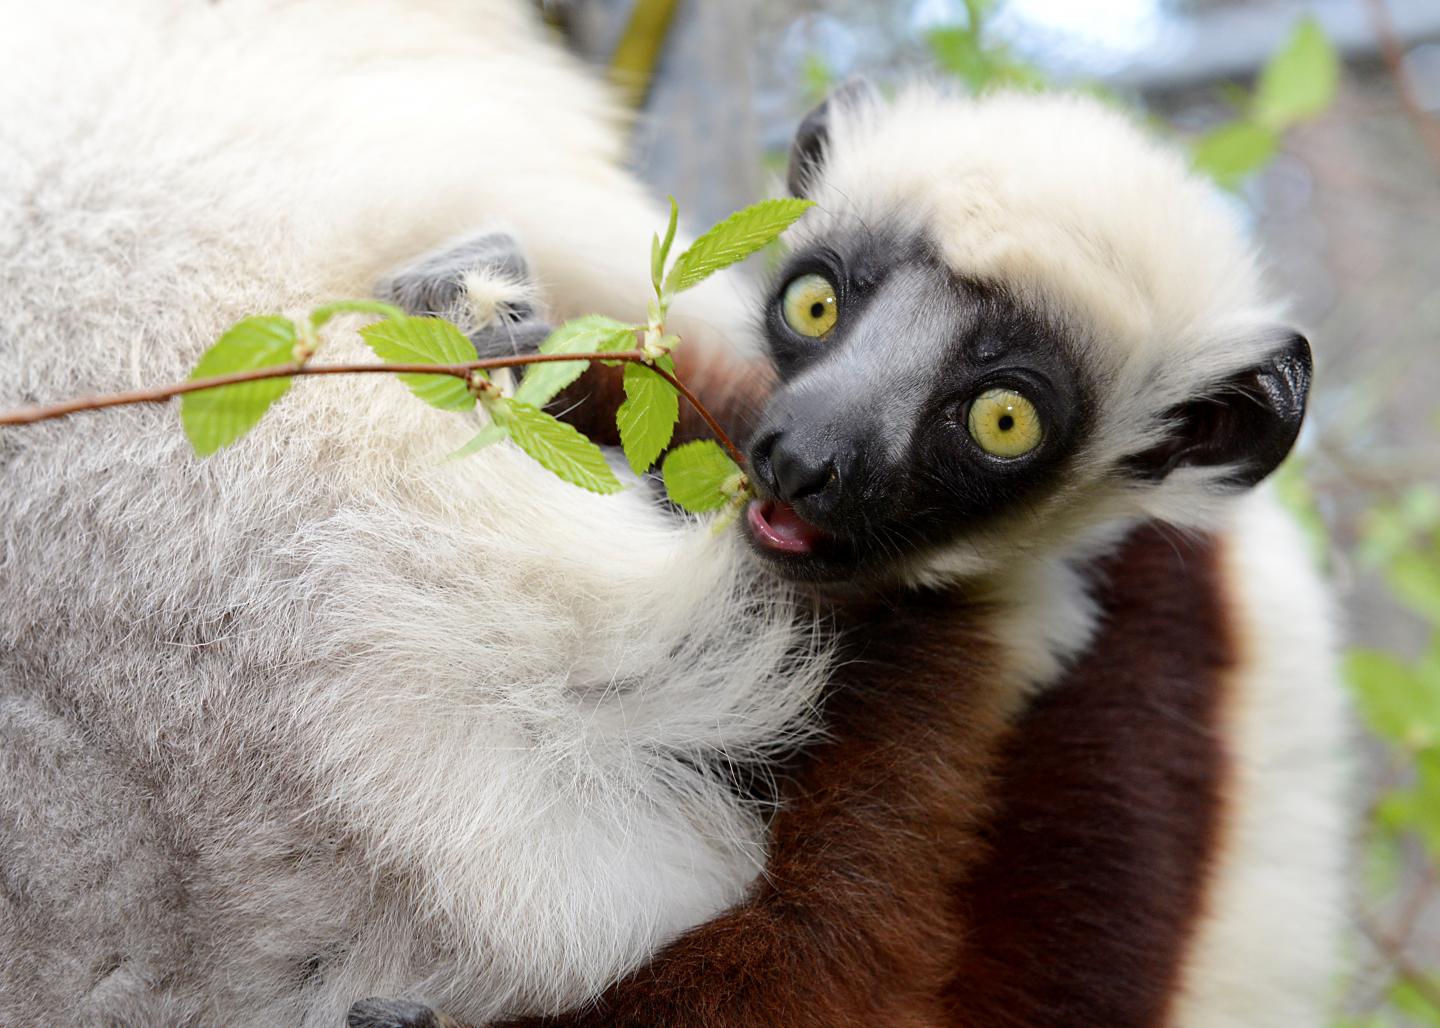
xmin=346 ymin=997 xmax=477 ymax=1028
xmin=375 ymin=230 xmax=552 ymax=361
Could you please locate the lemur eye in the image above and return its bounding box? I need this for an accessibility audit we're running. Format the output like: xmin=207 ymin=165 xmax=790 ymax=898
xmin=781 ymin=273 xmax=839 ymax=338
xmin=967 ymin=388 xmax=1044 ymax=458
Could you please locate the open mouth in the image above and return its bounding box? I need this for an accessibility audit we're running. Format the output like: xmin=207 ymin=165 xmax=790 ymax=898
xmin=744 ymin=499 xmax=831 ymax=557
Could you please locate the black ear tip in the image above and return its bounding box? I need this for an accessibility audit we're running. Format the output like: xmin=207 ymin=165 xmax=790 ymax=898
xmin=787 ymin=76 xmax=881 ymax=198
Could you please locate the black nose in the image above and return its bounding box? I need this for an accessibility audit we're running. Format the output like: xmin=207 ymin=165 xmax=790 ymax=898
xmin=753 ymin=430 xmax=835 ymax=503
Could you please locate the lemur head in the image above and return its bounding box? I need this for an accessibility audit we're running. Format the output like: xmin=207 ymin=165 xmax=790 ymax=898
xmin=743 ymin=82 xmax=1311 ymax=586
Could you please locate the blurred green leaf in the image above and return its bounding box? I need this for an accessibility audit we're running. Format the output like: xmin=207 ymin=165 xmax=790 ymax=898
xmin=1254 ymin=16 xmax=1340 ymax=131
xmin=1192 ymin=121 xmax=1278 ymax=188
xmin=1390 ymin=976 xmax=1440 ymax=1026
xmin=617 ymin=357 xmax=679 ymax=474
xmin=512 ymin=315 xmax=635 ymax=409
xmin=665 ymin=198 xmax=815 ymax=294
xmin=181 ymin=316 xmax=297 ymax=457
xmin=359 ymin=316 xmax=476 ymax=411
xmin=801 ymin=53 xmax=835 ymax=105
xmin=927 ymin=26 xmax=992 ymax=93
xmin=662 ymin=440 xmax=741 ymax=513
xmin=1345 ymin=649 xmax=1439 ymax=747
xmin=496 ymin=400 xmax=622 ymax=495
xmin=1387 ymin=554 xmax=1440 ymax=626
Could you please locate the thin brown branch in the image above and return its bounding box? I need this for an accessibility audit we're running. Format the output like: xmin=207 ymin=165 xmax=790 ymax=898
xmin=0 ymin=347 xmax=748 ymax=468
xmin=0 ymin=350 xmax=644 ymax=426
xmin=1358 ymin=910 xmax=1440 ymax=1011
xmin=637 ymin=361 xmax=746 ymax=468
xmin=1366 ymin=0 xmax=1440 ymax=175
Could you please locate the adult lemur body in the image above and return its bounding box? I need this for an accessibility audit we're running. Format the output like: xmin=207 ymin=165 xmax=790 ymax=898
xmin=1 ymin=2 xmax=1346 ymax=1027
xmin=1 ymin=3 xmax=830 ymax=1024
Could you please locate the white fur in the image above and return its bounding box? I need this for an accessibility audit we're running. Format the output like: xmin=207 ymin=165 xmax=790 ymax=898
xmin=0 ymin=2 xmax=823 ymax=1024
xmin=1168 ymin=489 xmax=1350 ymax=1027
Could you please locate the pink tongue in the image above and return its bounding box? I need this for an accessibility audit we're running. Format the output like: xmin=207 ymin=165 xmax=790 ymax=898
xmin=747 ymin=500 xmax=825 ymax=555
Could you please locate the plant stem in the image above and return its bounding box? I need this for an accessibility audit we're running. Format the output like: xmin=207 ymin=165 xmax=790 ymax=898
xmin=0 ymin=349 xmax=747 ymax=467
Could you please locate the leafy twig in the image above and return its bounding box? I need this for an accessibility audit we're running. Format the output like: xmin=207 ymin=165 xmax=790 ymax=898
xmin=0 ymin=349 xmax=742 ymax=465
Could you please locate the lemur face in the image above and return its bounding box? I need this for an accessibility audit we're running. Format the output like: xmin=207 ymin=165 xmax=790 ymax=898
xmin=741 ymin=83 xmax=1313 ymax=586
xmin=744 ymin=227 xmax=1090 ymax=583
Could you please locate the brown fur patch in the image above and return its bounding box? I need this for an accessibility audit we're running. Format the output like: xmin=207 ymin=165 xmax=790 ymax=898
xmin=941 ymin=525 xmax=1231 ymax=1027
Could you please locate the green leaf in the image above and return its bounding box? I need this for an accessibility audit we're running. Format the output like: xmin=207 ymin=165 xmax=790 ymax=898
xmin=1253 ymin=16 xmax=1339 ymax=131
xmin=309 ymin=299 xmax=407 ymax=331
xmin=358 ymin=316 xmax=476 ymax=411
xmin=652 ymin=197 xmax=680 ymax=298
xmin=616 ymin=357 xmax=679 ymax=474
xmin=497 ymin=400 xmax=622 ymax=494
xmin=927 ymin=26 xmax=992 ymax=93
xmin=1345 ymin=648 xmax=1440 ymax=747
xmin=181 ymin=315 xmax=298 ymax=457
xmin=665 ymin=198 xmax=815 ymax=294
xmin=662 ymin=440 xmax=742 ymax=513
xmin=1388 ymin=553 xmax=1440 ymax=626
xmin=512 ymin=315 xmax=636 ymax=409
xmin=801 ymin=53 xmax=835 ymax=105
xmin=445 ymin=422 xmax=508 ymax=462
xmin=1191 ymin=121 xmax=1277 ymax=188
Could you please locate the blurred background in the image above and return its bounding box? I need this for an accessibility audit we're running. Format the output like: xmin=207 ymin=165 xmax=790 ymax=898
xmin=542 ymin=0 xmax=1440 ymax=1023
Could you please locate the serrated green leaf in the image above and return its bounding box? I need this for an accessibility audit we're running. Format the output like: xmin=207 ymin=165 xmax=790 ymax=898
xmin=662 ymin=440 xmax=741 ymax=513
xmin=652 ymin=197 xmax=680 ymax=298
xmin=181 ymin=315 xmax=298 ymax=457
xmin=358 ymin=316 xmax=477 ymax=410
xmin=665 ymin=198 xmax=815 ymax=294
xmin=359 ymin=315 xmax=478 ymax=409
xmin=1191 ymin=121 xmax=1277 ymax=188
xmin=512 ymin=315 xmax=636 ymax=409
xmin=497 ymin=400 xmax=622 ymax=494
xmin=309 ymin=299 xmax=408 ymax=331
xmin=617 ymin=357 xmax=679 ymax=474
xmin=445 ymin=422 xmax=508 ymax=462
xmin=1254 ymin=17 xmax=1339 ymax=131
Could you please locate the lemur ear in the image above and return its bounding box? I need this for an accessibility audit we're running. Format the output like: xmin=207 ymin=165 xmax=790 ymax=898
xmin=787 ymin=77 xmax=878 ymax=198
xmin=1128 ymin=333 xmax=1313 ymax=490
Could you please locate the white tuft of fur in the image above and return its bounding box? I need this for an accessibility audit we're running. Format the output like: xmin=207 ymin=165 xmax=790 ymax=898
xmin=0 ymin=2 xmax=823 ymax=1024
xmin=1167 ymin=489 xmax=1351 ymax=1028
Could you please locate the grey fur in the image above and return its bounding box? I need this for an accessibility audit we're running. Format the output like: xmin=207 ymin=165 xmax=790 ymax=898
xmin=375 ymin=230 xmax=554 ymax=358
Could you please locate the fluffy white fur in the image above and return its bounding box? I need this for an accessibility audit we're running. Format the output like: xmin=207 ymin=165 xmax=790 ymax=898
xmin=0 ymin=1 xmax=826 ymax=1024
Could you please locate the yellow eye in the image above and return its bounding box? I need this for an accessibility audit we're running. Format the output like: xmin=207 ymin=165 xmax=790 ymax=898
xmin=967 ymin=388 xmax=1043 ymax=458
xmin=781 ymin=273 xmax=839 ymax=338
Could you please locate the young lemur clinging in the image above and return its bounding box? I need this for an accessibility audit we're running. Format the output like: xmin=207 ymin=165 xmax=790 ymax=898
xmin=356 ymin=83 xmax=1346 ymax=1027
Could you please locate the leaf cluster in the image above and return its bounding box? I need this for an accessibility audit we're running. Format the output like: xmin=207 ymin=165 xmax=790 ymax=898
xmin=179 ymin=198 xmax=813 ymax=514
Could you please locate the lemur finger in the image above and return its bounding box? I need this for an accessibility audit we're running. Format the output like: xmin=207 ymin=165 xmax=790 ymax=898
xmin=374 ymin=231 xmax=551 ymax=360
